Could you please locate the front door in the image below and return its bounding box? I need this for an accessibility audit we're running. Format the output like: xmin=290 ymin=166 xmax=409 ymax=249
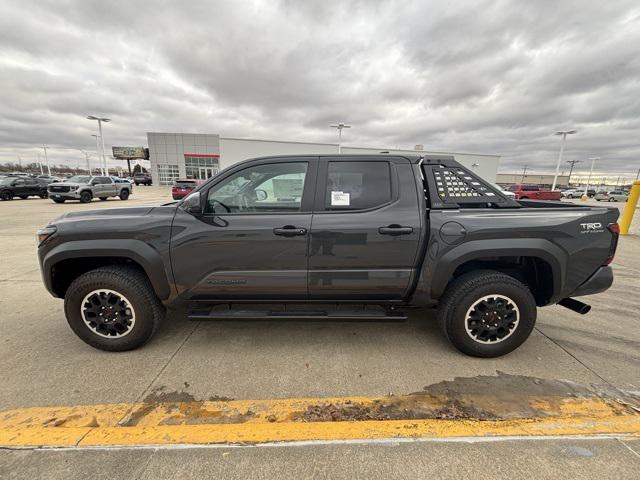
xmin=308 ymin=157 xmax=422 ymax=300
xmin=171 ymin=158 xmax=316 ymax=300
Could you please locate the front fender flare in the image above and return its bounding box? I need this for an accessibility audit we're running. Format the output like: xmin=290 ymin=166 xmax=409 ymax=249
xmin=41 ymin=239 xmax=171 ymax=300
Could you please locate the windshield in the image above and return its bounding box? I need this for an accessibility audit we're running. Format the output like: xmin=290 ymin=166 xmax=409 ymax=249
xmin=65 ymin=176 xmax=91 ymax=183
xmin=0 ymin=177 xmax=15 ymax=185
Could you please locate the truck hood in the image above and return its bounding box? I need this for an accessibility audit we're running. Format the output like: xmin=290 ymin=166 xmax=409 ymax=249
xmin=52 ymin=182 xmax=87 ymax=188
xmin=53 ymin=204 xmax=169 ymax=223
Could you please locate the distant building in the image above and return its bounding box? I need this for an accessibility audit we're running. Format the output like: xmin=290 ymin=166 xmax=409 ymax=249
xmin=147 ymin=132 xmax=501 ymax=185
xmin=496 ymin=173 xmax=570 ymax=189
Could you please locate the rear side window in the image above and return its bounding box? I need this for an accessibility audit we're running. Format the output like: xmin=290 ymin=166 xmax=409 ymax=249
xmin=325 ymin=161 xmax=392 ymax=210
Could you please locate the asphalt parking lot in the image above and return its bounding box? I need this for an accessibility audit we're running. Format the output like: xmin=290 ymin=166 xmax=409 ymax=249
xmin=1 ymin=188 xmax=639 ymax=478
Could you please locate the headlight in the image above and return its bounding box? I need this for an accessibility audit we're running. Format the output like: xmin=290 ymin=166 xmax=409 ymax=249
xmin=36 ymin=225 xmax=57 ymax=245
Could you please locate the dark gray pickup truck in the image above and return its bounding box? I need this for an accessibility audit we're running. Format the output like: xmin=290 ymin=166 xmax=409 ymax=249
xmin=37 ymin=155 xmax=619 ymax=357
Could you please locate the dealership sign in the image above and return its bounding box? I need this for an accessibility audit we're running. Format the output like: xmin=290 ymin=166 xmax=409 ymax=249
xmin=112 ymin=146 xmax=147 ymax=159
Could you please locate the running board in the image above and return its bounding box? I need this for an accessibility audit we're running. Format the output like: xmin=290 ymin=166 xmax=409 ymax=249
xmin=188 ymin=304 xmax=407 ymax=321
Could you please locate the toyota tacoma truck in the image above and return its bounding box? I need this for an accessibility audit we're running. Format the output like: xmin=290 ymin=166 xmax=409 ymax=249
xmin=36 ymin=155 xmax=619 ymax=357
xmin=48 ymin=175 xmax=132 ymax=203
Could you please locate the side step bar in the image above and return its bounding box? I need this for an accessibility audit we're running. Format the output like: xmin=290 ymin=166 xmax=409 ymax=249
xmin=188 ymin=304 xmax=408 ymax=321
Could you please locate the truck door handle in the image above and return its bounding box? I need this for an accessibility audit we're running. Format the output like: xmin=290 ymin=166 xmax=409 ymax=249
xmin=378 ymin=225 xmax=413 ymax=236
xmin=273 ymin=225 xmax=307 ymax=237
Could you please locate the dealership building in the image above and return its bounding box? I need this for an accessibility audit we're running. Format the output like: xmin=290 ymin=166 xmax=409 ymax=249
xmin=147 ymin=132 xmax=500 ymax=185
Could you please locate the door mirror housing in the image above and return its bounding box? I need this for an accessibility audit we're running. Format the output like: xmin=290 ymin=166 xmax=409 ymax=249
xmin=181 ymin=191 xmax=202 ymax=215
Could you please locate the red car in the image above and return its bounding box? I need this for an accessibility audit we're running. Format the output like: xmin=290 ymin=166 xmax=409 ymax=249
xmin=507 ymin=184 xmax=562 ymax=201
xmin=172 ymin=179 xmax=201 ymax=200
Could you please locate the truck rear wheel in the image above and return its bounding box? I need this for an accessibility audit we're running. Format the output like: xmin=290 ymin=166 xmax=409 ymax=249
xmin=64 ymin=266 xmax=165 ymax=351
xmin=437 ymin=270 xmax=536 ymax=358
xmin=119 ymin=189 xmax=130 ymax=200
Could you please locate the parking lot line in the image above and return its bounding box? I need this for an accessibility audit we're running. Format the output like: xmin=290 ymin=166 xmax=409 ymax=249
xmin=2 ymin=394 xmax=639 ymax=448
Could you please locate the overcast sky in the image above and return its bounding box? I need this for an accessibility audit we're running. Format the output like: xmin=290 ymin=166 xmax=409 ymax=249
xmin=1 ymin=0 xmax=639 ymax=175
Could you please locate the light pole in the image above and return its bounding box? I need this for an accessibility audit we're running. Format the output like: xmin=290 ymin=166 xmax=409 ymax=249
xmin=86 ymin=115 xmax=110 ymax=175
xmin=329 ymin=123 xmax=352 ymax=153
xmin=91 ymin=134 xmax=102 ymax=175
xmin=566 ymin=159 xmax=581 ymax=186
xmin=37 ymin=153 xmax=43 ymax=175
xmin=41 ymin=146 xmax=51 ymax=176
xmin=78 ymin=149 xmax=92 ymax=174
xmin=552 ymin=130 xmax=576 ymax=191
xmin=583 ymin=157 xmax=599 ymax=199
xmin=520 ymin=165 xmax=528 ymax=183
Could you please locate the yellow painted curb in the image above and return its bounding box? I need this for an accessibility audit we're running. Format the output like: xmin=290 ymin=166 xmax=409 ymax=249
xmin=1 ymin=394 xmax=639 ymax=447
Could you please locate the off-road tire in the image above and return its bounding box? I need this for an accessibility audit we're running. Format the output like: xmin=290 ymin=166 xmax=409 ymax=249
xmin=64 ymin=266 xmax=165 ymax=351
xmin=80 ymin=191 xmax=92 ymax=203
xmin=119 ymin=189 xmax=130 ymax=200
xmin=1 ymin=190 xmax=12 ymax=201
xmin=437 ymin=270 xmax=537 ymax=358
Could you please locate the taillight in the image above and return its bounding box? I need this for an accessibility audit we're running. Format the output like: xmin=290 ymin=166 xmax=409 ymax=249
xmin=604 ymin=223 xmax=619 ymax=265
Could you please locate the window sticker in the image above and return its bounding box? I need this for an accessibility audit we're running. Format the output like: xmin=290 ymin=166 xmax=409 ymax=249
xmin=331 ymin=191 xmax=350 ymax=206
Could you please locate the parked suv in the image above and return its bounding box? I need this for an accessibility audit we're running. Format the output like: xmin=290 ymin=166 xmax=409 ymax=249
xmin=48 ymin=175 xmax=132 ymax=203
xmin=37 ymin=154 xmax=619 ymax=358
xmin=595 ymin=191 xmax=628 ymax=202
xmin=133 ymin=173 xmax=152 ymax=186
xmin=1 ymin=176 xmax=48 ymax=200
xmin=172 ymin=179 xmax=200 ymax=200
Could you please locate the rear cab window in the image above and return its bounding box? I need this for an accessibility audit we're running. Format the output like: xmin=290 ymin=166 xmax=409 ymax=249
xmin=322 ymin=161 xmax=392 ymax=211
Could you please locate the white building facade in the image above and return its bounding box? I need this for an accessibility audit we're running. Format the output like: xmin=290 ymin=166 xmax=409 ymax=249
xmin=147 ymin=132 xmax=500 ymax=185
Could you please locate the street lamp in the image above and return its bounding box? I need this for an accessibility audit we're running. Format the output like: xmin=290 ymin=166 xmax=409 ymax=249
xmin=41 ymin=146 xmax=51 ymax=176
xmin=583 ymin=157 xmax=599 ymax=199
xmin=90 ymin=134 xmax=102 ymax=175
xmin=86 ymin=115 xmax=110 ymax=175
xmin=330 ymin=123 xmax=352 ymax=153
xmin=78 ymin=149 xmax=92 ymax=175
xmin=552 ymin=130 xmax=577 ymax=191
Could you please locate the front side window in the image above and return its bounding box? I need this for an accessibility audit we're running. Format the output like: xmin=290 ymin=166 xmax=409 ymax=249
xmin=325 ymin=161 xmax=392 ymax=210
xmin=206 ymin=162 xmax=307 ymax=214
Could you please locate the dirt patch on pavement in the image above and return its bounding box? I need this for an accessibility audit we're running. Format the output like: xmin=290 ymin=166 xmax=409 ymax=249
xmin=299 ymin=396 xmax=497 ymax=422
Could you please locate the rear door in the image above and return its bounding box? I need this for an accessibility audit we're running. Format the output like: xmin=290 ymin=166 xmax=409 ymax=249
xmin=308 ymin=156 xmax=422 ymax=300
xmin=170 ymin=157 xmax=317 ymax=300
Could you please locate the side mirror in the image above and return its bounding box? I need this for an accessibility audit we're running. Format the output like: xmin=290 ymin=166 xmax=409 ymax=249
xmin=181 ymin=191 xmax=202 ymax=215
xmin=255 ymin=189 xmax=268 ymax=201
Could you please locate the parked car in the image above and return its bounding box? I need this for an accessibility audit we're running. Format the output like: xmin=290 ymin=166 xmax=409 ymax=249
xmin=47 ymin=175 xmax=132 ymax=203
xmin=490 ymin=182 xmax=515 ymax=199
xmin=37 ymin=175 xmax=61 ymax=183
xmin=561 ymin=189 xmax=582 ymax=198
xmin=507 ymin=184 xmax=562 ymax=201
xmin=133 ymin=172 xmax=152 ymax=186
xmin=595 ymin=190 xmax=628 ymax=202
xmin=0 ymin=176 xmax=48 ymax=200
xmin=172 ymin=179 xmax=201 ymax=200
xmin=37 ymin=154 xmax=619 ymax=358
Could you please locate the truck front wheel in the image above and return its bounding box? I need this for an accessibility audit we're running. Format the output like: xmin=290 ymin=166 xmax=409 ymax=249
xmin=64 ymin=266 xmax=165 ymax=351
xmin=80 ymin=191 xmax=92 ymax=203
xmin=437 ymin=270 xmax=536 ymax=358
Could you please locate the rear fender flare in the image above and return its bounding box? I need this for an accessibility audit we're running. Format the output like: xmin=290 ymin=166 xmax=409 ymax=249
xmin=428 ymin=238 xmax=566 ymax=303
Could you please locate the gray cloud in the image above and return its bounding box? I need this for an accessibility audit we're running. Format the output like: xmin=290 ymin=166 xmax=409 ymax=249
xmin=0 ymin=0 xmax=639 ymax=176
